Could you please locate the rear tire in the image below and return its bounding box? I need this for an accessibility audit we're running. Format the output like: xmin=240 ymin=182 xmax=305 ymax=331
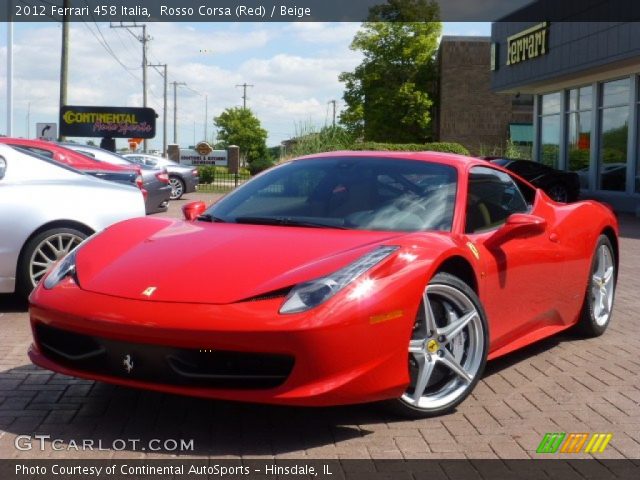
xmin=387 ymin=272 xmax=488 ymax=418
xmin=575 ymin=235 xmax=616 ymax=337
xmin=17 ymin=227 xmax=87 ymax=298
xmin=169 ymin=176 xmax=185 ymax=200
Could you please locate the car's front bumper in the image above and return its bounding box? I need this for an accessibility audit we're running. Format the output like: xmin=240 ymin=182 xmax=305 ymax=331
xmin=28 ymin=280 xmax=416 ymax=406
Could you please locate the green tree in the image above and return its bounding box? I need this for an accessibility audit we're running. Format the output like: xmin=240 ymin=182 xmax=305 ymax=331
xmin=339 ymin=0 xmax=441 ymax=142
xmin=214 ymin=107 xmax=270 ymax=172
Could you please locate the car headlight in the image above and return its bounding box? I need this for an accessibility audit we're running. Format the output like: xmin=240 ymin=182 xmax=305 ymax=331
xmin=43 ymin=248 xmax=78 ymax=290
xmin=279 ymin=245 xmax=399 ymax=314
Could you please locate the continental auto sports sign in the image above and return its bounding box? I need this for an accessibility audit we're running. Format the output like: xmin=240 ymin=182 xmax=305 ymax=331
xmin=60 ymin=106 xmax=157 ymax=138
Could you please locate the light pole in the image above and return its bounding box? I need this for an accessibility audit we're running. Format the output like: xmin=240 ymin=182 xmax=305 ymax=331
xmin=6 ymin=11 xmax=14 ymax=136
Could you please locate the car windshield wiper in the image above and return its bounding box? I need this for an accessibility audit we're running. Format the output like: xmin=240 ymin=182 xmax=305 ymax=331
xmin=233 ymin=216 xmax=348 ymax=229
xmin=197 ymin=213 xmax=226 ymax=223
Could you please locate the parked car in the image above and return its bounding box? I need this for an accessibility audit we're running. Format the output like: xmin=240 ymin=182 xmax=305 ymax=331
xmin=485 ymin=157 xmax=580 ymax=203
xmin=124 ymin=153 xmax=199 ymax=200
xmin=0 ymin=137 xmax=143 ymax=192
xmin=29 ymin=151 xmax=618 ymax=417
xmin=60 ymin=144 xmax=171 ymax=214
xmin=0 ymin=144 xmax=145 ymax=297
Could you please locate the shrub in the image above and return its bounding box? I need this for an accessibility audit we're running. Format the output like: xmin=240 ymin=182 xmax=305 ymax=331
xmin=248 ymin=157 xmax=274 ymax=175
xmin=196 ymin=166 xmax=216 ymax=183
xmin=352 ymin=142 xmax=470 ymax=156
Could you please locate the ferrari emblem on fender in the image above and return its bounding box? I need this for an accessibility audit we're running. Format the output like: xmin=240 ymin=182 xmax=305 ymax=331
xmin=466 ymin=242 xmax=480 ymax=260
xmin=141 ymin=286 xmax=157 ymax=297
xmin=123 ymin=355 xmax=134 ymax=373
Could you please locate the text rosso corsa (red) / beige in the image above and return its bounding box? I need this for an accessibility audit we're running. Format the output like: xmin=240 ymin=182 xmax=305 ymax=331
xmin=159 ymin=6 xmax=311 ymax=18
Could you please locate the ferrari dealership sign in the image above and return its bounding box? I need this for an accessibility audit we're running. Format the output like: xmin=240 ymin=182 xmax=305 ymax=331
xmin=60 ymin=106 xmax=157 ymax=138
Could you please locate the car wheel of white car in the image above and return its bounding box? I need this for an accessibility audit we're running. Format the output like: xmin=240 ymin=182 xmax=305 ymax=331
xmin=18 ymin=227 xmax=87 ymax=297
xmin=169 ymin=176 xmax=185 ymax=200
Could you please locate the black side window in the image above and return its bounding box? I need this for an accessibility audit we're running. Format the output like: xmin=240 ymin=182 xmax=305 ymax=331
xmin=23 ymin=147 xmax=54 ymax=159
xmin=465 ymin=166 xmax=529 ymax=234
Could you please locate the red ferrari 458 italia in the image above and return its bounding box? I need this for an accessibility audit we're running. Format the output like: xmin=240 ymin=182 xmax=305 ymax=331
xmin=29 ymin=152 xmax=618 ymax=417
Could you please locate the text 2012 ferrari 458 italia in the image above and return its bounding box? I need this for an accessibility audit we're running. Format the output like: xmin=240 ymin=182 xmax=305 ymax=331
xmin=28 ymin=151 xmax=618 ymax=417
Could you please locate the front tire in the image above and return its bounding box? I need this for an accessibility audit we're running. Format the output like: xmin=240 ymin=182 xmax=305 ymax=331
xmin=169 ymin=176 xmax=185 ymax=200
xmin=575 ymin=235 xmax=616 ymax=337
xmin=17 ymin=227 xmax=87 ymax=298
xmin=388 ymin=272 xmax=488 ymax=418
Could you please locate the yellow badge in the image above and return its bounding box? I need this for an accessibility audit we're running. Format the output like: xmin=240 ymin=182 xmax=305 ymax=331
xmin=466 ymin=241 xmax=480 ymax=260
xmin=141 ymin=286 xmax=157 ymax=297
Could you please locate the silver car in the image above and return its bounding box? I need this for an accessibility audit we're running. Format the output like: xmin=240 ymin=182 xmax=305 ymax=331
xmin=60 ymin=143 xmax=172 ymax=214
xmin=0 ymin=144 xmax=145 ymax=297
xmin=124 ymin=153 xmax=199 ymax=200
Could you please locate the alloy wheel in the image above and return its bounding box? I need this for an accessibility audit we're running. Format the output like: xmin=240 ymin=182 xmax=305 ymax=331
xmin=169 ymin=177 xmax=184 ymax=200
xmin=28 ymin=232 xmax=83 ymax=287
xmin=591 ymin=244 xmax=615 ymax=326
xmin=401 ymin=283 xmax=485 ymax=411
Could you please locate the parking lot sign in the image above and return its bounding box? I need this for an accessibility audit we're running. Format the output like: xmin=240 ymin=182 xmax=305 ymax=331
xmin=36 ymin=123 xmax=57 ymax=140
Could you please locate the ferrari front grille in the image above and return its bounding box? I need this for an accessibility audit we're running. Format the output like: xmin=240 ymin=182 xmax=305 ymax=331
xmin=35 ymin=323 xmax=294 ymax=389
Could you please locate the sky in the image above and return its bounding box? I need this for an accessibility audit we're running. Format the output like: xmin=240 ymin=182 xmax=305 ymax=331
xmin=0 ymin=21 xmax=490 ymax=150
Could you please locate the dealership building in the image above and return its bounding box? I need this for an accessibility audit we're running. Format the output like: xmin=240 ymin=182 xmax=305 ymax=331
xmin=491 ymin=13 xmax=640 ymax=213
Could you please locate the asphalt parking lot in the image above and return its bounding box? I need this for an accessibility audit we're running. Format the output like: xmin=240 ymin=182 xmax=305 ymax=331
xmin=0 ymin=192 xmax=639 ymax=460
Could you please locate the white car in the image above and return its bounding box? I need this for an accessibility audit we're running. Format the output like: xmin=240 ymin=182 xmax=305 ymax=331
xmin=0 ymin=144 xmax=146 ymax=297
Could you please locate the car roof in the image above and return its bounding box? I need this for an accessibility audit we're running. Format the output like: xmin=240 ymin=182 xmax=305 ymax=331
xmin=0 ymin=137 xmax=135 ymax=172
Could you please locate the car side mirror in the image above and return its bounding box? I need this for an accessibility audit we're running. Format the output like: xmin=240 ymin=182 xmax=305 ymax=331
xmin=182 ymin=201 xmax=206 ymax=221
xmin=0 ymin=156 xmax=6 ymax=180
xmin=489 ymin=213 xmax=546 ymax=244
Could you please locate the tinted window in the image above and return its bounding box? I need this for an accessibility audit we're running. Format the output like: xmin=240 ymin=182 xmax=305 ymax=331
xmin=17 ymin=146 xmax=54 ymax=159
xmin=465 ymin=166 xmax=529 ymax=234
xmin=209 ymin=157 xmax=458 ymax=232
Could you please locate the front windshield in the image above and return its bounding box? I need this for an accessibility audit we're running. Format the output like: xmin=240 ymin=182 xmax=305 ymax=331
xmin=208 ymin=156 xmax=457 ymax=232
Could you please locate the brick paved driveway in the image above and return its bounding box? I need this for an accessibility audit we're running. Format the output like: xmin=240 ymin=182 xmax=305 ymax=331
xmin=1 ymin=193 xmax=639 ymax=460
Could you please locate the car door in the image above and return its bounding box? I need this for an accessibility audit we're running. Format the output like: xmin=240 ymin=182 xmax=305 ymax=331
xmin=463 ymin=166 xmax=563 ymax=354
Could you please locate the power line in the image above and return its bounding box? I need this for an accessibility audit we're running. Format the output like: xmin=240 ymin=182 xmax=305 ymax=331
xmin=81 ymin=23 xmax=141 ymax=83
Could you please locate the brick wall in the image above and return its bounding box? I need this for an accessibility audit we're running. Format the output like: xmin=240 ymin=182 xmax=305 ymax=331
xmin=437 ymin=37 xmax=533 ymax=156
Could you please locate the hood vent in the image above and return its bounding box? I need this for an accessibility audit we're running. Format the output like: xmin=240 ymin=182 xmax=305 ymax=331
xmin=241 ymin=286 xmax=293 ymax=303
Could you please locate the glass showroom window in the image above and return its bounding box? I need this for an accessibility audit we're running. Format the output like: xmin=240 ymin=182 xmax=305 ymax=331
xmin=566 ymin=86 xmax=592 ymax=190
xmin=539 ymin=92 xmax=561 ymax=168
xmin=637 ymin=77 xmax=640 ymax=194
xmin=599 ymin=78 xmax=630 ymax=192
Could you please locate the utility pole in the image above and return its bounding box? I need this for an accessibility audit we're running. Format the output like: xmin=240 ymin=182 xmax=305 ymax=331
xmin=111 ymin=23 xmax=151 ymax=150
xmin=58 ymin=0 xmax=70 ymax=140
xmin=235 ymin=83 xmax=254 ymax=109
xmin=26 ymin=102 xmax=31 ymax=138
xmin=171 ymin=81 xmax=186 ymax=144
xmin=204 ymin=94 xmax=208 ymax=143
xmin=6 ymin=9 xmax=13 ymax=136
xmin=149 ymin=63 xmax=167 ymax=156
xmin=328 ymin=100 xmax=337 ymax=128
